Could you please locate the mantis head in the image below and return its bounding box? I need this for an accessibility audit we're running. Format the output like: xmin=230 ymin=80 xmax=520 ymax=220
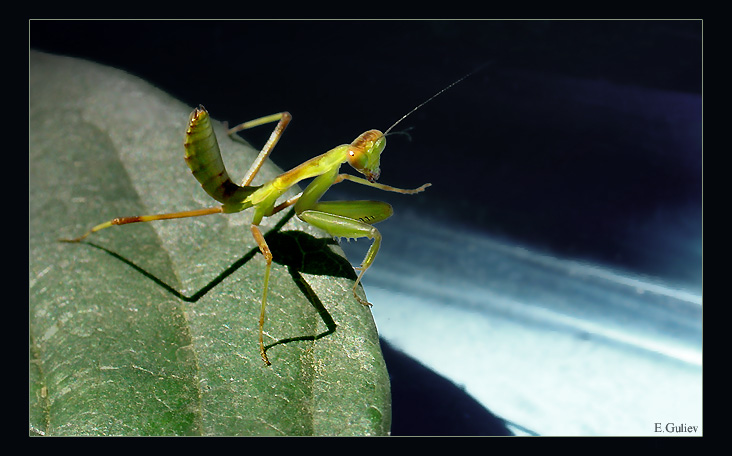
xmin=347 ymin=129 xmax=386 ymax=182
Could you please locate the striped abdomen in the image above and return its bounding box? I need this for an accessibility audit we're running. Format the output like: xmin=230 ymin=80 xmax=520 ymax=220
xmin=184 ymin=106 xmax=252 ymax=204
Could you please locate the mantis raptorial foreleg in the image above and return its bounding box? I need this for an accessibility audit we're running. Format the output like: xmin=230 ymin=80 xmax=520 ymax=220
xmin=62 ymin=69 xmax=477 ymax=365
xmin=297 ymin=207 xmax=385 ymax=307
xmin=293 ymin=166 xmax=429 ymax=306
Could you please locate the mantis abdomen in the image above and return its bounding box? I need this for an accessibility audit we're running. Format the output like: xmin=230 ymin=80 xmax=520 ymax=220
xmin=184 ymin=106 xmax=254 ymax=204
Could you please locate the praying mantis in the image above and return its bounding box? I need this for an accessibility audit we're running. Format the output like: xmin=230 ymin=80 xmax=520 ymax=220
xmin=62 ymin=70 xmax=479 ymax=365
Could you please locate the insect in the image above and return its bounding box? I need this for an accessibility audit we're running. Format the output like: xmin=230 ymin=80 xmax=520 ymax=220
xmin=62 ymin=69 xmax=480 ymax=365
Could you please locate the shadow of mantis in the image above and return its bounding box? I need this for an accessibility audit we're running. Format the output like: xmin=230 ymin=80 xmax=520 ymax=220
xmin=80 ymin=209 xmax=358 ymax=356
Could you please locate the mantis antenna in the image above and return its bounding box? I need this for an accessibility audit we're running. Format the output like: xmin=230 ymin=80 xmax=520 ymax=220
xmin=383 ymin=63 xmax=489 ymax=136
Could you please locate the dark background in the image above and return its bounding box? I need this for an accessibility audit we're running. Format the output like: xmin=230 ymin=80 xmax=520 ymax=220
xmin=30 ymin=20 xmax=703 ymax=435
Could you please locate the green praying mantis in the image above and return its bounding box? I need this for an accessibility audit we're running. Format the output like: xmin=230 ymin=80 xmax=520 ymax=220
xmin=62 ymin=70 xmax=479 ymax=365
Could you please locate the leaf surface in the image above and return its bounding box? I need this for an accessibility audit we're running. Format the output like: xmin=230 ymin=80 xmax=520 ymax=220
xmin=29 ymin=51 xmax=391 ymax=436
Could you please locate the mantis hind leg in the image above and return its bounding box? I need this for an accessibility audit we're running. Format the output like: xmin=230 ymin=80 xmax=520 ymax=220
xmin=59 ymin=206 xmax=224 ymax=243
xmin=226 ymin=112 xmax=292 ymax=186
xmin=297 ymin=200 xmax=393 ymax=306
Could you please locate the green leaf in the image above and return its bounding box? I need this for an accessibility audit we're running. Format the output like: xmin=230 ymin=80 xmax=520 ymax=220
xmin=29 ymin=51 xmax=391 ymax=436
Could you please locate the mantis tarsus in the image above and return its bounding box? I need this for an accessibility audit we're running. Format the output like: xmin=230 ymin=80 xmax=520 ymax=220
xmin=62 ymin=70 xmax=478 ymax=365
